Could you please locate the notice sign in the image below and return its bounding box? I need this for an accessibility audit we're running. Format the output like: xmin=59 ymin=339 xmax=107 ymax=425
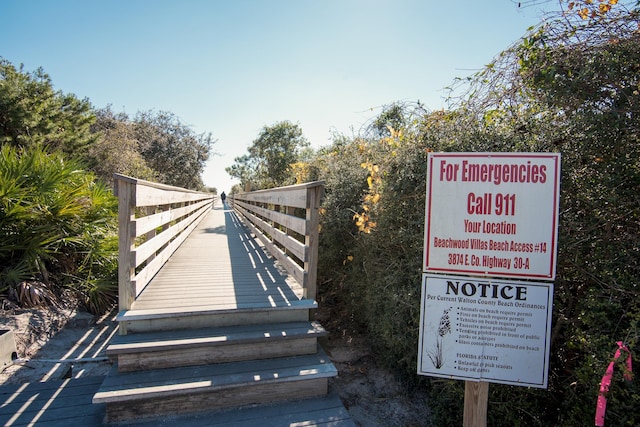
xmin=423 ymin=152 xmax=561 ymax=280
xmin=418 ymin=274 xmax=553 ymax=388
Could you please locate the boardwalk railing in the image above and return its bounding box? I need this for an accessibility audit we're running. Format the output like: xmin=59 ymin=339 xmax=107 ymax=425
xmin=114 ymin=174 xmax=214 ymax=312
xmin=229 ymin=181 xmax=324 ymax=301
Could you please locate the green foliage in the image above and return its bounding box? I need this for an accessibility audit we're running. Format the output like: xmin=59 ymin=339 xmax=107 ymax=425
xmin=368 ymin=103 xmax=408 ymax=138
xmin=312 ymin=135 xmax=370 ymax=309
xmin=0 ymin=58 xmax=98 ymax=157
xmin=227 ymin=121 xmax=309 ymax=189
xmin=87 ymin=107 xmax=215 ymax=190
xmin=226 ymin=154 xmax=255 ymax=190
xmin=134 ymin=110 xmax=214 ymax=190
xmin=314 ymin=8 xmax=639 ymax=425
xmin=88 ymin=107 xmax=156 ymax=185
xmin=0 ymin=144 xmax=118 ymax=312
xmin=0 ymin=58 xmax=217 ymax=314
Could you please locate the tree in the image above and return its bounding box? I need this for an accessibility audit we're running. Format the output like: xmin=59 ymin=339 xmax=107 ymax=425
xmin=225 ymin=154 xmax=256 ymax=190
xmin=313 ymin=4 xmax=639 ymax=426
xmin=0 ymin=58 xmax=97 ymax=157
xmin=134 ymin=110 xmax=215 ymax=189
xmin=227 ymin=121 xmax=309 ymax=189
xmin=367 ymin=103 xmax=408 ymax=138
xmin=88 ymin=107 xmax=156 ymax=185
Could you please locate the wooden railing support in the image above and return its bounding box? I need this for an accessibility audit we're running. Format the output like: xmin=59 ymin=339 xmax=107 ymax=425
xmin=114 ymin=174 xmax=214 ymax=326
xmin=116 ymin=177 xmax=137 ymax=314
xmin=304 ymin=184 xmax=323 ymax=300
xmin=229 ymin=181 xmax=324 ymax=301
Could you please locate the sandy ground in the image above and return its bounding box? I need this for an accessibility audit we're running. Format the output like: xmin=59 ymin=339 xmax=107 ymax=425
xmin=0 ymin=302 xmax=117 ymax=385
xmin=0 ymin=301 xmax=431 ymax=426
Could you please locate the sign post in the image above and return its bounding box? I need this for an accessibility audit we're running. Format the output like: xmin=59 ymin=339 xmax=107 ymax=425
xmin=464 ymin=381 xmax=488 ymax=427
xmin=418 ymin=152 xmax=561 ymax=425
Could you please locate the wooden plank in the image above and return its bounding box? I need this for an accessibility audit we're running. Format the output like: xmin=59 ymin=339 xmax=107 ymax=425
xmin=304 ymin=183 xmax=323 ymax=300
xmin=116 ymin=338 xmax=319 ymax=372
xmin=105 ymin=377 xmax=329 ymax=423
xmin=129 ymin=293 xmax=299 ymax=305
xmin=236 ymin=207 xmax=306 ymax=261
xmin=249 ymin=225 xmax=306 ymax=286
xmin=114 ymin=173 xmax=209 ymax=195
xmin=122 ymin=299 xmax=317 ymax=320
xmin=0 ymin=377 xmax=105 ymax=427
xmin=132 ymin=291 xmax=306 ymax=309
xmin=108 ymin=322 xmax=325 ymax=353
xmin=119 ymin=300 xmax=317 ymax=335
xmin=131 ymin=297 xmax=299 ymax=310
xmin=135 ymin=186 xmax=211 ymax=207
xmin=133 ymin=290 xmax=275 ymax=298
xmin=134 ymin=203 xmax=209 ymax=267
xmin=136 ymin=279 xmax=292 ymax=291
xmin=236 ymin=187 xmax=309 ymax=209
xmin=202 ymin=404 xmax=354 ymax=427
xmin=0 ymin=376 xmax=104 ymax=403
xmin=131 ymin=295 xmax=299 ymax=308
xmin=112 ymin=393 xmax=354 ymax=427
xmin=233 ymin=200 xmax=307 ymax=235
xmin=94 ymin=350 xmax=336 ymax=403
xmin=189 ymin=393 xmax=354 ymax=427
xmin=121 ymin=308 xmax=312 ymax=333
xmin=117 ymin=177 xmax=136 ymax=312
xmin=134 ymin=199 xmax=211 ymax=237
xmin=463 ymin=381 xmax=488 ymax=427
xmin=233 ymin=181 xmax=324 ymax=209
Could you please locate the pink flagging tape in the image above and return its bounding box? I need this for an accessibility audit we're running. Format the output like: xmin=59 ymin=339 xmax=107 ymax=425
xmin=595 ymin=341 xmax=633 ymax=427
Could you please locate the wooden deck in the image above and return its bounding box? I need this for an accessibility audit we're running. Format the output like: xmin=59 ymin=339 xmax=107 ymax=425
xmin=116 ymin=204 xmax=315 ymax=334
xmin=131 ymin=203 xmax=303 ymax=312
xmin=0 ymin=376 xmax=105 ymax=426
xmin=0 ymin=375 xmax=352 ymax=426
xmin=1 ymin=195 xmax=353 ymax=425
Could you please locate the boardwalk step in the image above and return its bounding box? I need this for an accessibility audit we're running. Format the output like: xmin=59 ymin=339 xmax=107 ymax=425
xmin=109 ymin=393 xmax=355 ymax=426
xmin=94 ymin=349 xmax=337 ymax=423
xmin=108 ymin=321 xmax=327 ymax=372
xmin=119 ymin=299 xmax=317 ymax=333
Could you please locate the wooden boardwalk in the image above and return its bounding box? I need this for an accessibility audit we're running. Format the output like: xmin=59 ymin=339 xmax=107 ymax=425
xmin=131 ymin=203 xmax=303 ymax=312
xmin=0 ymin=375 xmax=351 ymax=426
xmin=116 ymin=203 xmax=315 ymax=333
xmin=0 ymin=200 xmax=352 ymax=426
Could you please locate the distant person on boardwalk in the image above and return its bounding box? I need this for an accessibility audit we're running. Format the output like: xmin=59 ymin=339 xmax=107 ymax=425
xmin=220 ymin=191 xmax=226 ymax=205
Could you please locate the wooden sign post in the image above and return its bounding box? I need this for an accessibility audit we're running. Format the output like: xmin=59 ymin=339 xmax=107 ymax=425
xmin=463 ymin=381 xmax=488 ymax=427
xmin=418 ymin=153 xmax=561 ymax=425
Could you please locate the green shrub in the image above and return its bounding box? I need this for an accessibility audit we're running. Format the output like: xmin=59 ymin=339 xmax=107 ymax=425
xmin=315 ymin=24 xmax=640 ymax=421
xmin=0 ymin=144 xmax=118 ymax=312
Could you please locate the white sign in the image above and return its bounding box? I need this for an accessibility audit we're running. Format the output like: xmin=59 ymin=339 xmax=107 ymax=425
xmin=423 ymin=152 xmax=561 ymax=280
xmin=417 ymin=274 xmax=553 ymax=388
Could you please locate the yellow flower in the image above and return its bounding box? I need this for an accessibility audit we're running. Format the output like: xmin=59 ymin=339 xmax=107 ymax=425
xmin=578 ymin=7 xmax=590 ymax=19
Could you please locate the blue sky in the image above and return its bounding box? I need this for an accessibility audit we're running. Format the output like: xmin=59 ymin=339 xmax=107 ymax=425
xmin=1 ymin=1 xmax=551 ymax=192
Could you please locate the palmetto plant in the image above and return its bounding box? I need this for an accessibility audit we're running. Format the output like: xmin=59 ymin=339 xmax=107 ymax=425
xmin=0 ymin=144 xmax=118 ymax=311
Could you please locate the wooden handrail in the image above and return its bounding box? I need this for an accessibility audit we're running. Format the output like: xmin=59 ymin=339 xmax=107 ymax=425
xmin=229 ymin=181 xmax=325 ymax=301
xmin=114 ymin=174 xmax=214 ymax=314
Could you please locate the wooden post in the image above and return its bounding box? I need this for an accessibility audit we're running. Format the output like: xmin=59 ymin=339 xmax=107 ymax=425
xmin=463 ymin=381 xmax=488 ymax=427
xmin=304 ymin=184 xmax=323 ymax=301
xmin=116 ymin=176 xmax=136 ymax=334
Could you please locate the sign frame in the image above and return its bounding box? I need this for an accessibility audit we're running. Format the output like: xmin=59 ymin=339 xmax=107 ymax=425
xmin=417 ymin=273 xmax=554 ymax=388
xmin=423 ymin=152 xmax=561 ymax=280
